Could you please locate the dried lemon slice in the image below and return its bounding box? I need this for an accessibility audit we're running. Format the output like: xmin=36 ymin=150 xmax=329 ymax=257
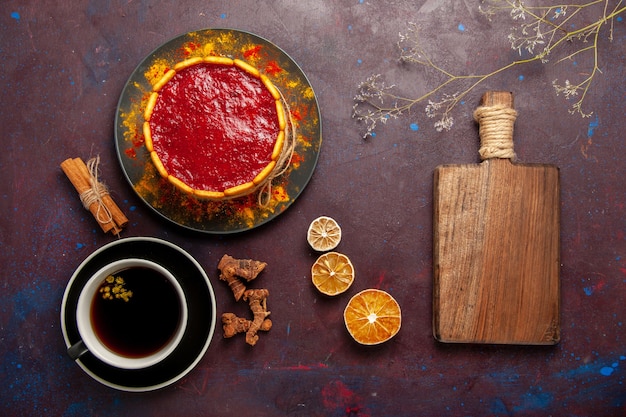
xmin=311 ymin=252 xmax=354 ymax=296
xmin=344 ymin=289 xmax=401 ymax=345
xmin=307 ymin=216 xmax=342 ymax=251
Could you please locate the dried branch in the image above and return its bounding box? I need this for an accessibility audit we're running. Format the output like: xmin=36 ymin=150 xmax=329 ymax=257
xmin=353 ymin=0 xmax=624 ymax=138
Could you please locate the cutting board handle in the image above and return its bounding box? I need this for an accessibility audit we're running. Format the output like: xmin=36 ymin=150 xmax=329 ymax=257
xmin=474 ymin=91 xmax=518 ymax=161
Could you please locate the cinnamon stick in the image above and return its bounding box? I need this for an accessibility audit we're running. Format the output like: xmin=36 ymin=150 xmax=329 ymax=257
xmin=60 ymin=157 xmax=128 ymax=235
xmin=73 ymin=158 xmax=128 ymax=229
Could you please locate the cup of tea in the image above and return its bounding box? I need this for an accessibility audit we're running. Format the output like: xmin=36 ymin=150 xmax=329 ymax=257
xmin=67 ymin=258 xmax=188 ymax=369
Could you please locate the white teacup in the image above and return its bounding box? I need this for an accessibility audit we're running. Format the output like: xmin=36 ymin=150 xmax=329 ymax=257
xmin=68 ymin=258 xmax=188 ymax=369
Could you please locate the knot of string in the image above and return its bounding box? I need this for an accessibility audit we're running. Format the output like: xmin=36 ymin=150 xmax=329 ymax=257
xmin=79 ymin=156 xmax=114 ymax=225
xmin=473 ymin=104 xmax=518 ymax=161
xmin=257 ymin=89 xmax=296 ymax=207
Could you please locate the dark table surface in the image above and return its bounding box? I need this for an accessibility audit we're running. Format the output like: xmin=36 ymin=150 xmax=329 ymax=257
xmin=1 ymin=1 xmax=625 ymax=416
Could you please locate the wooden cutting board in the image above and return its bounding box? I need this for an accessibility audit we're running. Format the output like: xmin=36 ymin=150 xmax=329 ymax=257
xmin=433 ymin=91 xmax=560 ymax=345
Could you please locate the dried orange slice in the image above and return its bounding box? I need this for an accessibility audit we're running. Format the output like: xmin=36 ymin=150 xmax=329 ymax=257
xmin=311 ymin=252 xmax=354 ymax=296
xmin=344 ymin=289 xmax=401 ymax=345
xmin=307 ymin=216 xmax=342 ymax=251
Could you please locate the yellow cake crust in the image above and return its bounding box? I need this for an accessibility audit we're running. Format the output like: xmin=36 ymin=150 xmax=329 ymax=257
xmin=143 ymin=57 xmax=286 ymax=201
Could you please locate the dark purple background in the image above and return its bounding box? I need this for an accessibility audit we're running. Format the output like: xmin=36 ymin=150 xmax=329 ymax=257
xmin=1 ymin=1 xmax=624 ymax=416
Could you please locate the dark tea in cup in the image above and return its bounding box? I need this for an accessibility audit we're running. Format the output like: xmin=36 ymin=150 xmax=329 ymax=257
xmin=91 ymin=266 xmax=182 ymax=358
xmin=74 ymin=259 xmax=188 ymax=369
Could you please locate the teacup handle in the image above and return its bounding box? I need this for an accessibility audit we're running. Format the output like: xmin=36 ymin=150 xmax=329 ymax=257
xmin=67 ymin=340 xmax=89 ymax=360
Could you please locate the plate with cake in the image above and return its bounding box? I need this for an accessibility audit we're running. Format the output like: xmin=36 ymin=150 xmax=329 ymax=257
xmin=115 ymin=29 xmax=321 ymax=233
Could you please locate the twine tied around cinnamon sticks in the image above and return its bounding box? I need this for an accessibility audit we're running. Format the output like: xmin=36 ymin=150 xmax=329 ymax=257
xmin=80 ymin=157 xmax=112 ymax=224
xmin=61 ymin=157 xmax=128 ymax=235
xmin=473 ymin=104 xmax=518 ymax=161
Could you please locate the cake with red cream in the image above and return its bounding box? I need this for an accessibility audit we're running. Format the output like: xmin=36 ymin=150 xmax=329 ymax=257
xmin=143 ymin=56 xmax=286 ymax=200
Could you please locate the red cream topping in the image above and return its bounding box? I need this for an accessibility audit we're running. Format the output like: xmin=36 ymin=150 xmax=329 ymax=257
xmin=149 ymin=63 xmax=279 ymax=191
